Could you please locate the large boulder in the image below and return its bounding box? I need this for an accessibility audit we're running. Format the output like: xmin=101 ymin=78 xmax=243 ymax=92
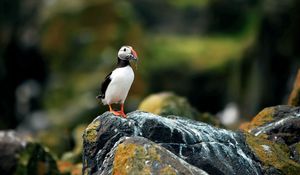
xmin=83 ymin=111 xmax=262 ymax=175
xmin=0 ymin=131 xmax=59 ymax=175
xmin=138 ymin=92 xmax=221 ymax=126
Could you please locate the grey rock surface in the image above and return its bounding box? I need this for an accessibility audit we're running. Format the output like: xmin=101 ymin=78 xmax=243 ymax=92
xmin=83 ymin=111 xmax=262 ymax=175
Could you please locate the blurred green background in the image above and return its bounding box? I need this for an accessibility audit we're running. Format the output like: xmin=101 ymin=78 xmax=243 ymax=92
xmin=1 ymin=0 xmax=300 ymax=157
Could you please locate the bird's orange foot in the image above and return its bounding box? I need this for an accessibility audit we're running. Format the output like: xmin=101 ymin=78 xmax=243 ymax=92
xmin=110 ymin=110 xmax=127 ymax=118
xmin=118 ymin=111 xmax=127 ymax=118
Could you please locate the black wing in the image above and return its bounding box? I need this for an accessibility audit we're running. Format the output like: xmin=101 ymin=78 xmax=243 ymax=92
xmin=96 ymin=72 xmax=112 ymax=99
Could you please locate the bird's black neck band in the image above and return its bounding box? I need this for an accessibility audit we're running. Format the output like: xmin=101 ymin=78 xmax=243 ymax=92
xmin=117 ymin=57 xmax=130 ymax=67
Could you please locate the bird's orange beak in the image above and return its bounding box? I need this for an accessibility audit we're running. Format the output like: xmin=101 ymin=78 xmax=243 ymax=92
xmin=131 ymin=48 xmax=138 ymax=60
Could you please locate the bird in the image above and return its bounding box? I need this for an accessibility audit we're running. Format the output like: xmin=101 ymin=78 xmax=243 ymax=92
xmin=96 ymin=46 xmax=138 ymax=118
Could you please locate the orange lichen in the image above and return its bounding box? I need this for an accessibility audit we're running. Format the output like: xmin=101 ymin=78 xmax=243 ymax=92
xmin=240 ymin=107 xmax=275 ymax=132
xmin=113 ymin=142 xmax=161 ymax=175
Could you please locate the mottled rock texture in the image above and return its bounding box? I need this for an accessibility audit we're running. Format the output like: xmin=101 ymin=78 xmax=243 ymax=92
xmin=83 ymin=111 xmax=263 ymax=175
xmin=101 ymin=137 xmax=208 ymax=175
xmin=0 ymin=131 xmax=59 ymax=175
xmin=241 ymin=105 xmax=300 ymax=145
xmin=241 ymin=105 xmax=300 ymax=174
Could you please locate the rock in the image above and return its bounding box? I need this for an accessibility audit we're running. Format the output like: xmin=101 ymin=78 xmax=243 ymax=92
xmin=290 ymin=142 xmax=300 ymax=163
xmin=138 ymin=92 xmax=221 ymax=126
xmin=288 ymin=69 xmax=300 ymax=106
xmin=138 ymin=92 xmax=198 ymax=119
xmin=240 ymin=105 xmax=300 ymax=174
xmin=100 ymin=137 xmax=208 ymax=175
xmin=83 ymin=111 xmax=262 ymax=175
xmin=240 ymin=105 xmax=300 ymax=145
xmin=239 ymin=106 xmax=275 ymax=132
xmin=0 ymin=131 xmax=59 ymax=175
xmin=245 ymin=133 xmax=300 ymax=175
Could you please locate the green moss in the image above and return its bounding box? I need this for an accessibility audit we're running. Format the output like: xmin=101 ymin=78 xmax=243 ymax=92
xmin=245 ymin=134 xmax=300 ymax=175
xmin=84 ymin=120 xmax=100 ymax=143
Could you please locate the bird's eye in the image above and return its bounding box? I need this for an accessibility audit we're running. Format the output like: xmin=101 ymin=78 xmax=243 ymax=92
xmin=123 ymin=48 xmax=126 ymax=51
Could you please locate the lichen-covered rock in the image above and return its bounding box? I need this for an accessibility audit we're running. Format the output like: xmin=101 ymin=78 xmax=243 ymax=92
xmin=0 ymin=131 xmax=59 ymax=175
xmin=245 ymin=133 xmax=300 ymax=175
xmin=288 ymin=69 xmax=300 ymax=106
xmin=241 ymin=105 xmax=300 ymax=145
xmin=101 ymin=137 xmax=208 ymax=175
xmin=138 ymin=92 xmax=221 ymax=126
xmin=240 ymin=105 xmax=300 ymax=174
xmin=83 ymin=111 xmax=262 ymax=175
xmin=290 ymin=142 xmax=300 ymax=163
xmin=239 ymin=106 xmax=275 ymax=132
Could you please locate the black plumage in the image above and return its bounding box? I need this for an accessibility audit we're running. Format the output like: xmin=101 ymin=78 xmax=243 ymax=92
xmin=96 ymin=72 xmax=112 ymax=99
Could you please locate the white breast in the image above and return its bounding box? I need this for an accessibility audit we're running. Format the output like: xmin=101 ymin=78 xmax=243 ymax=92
xmin=102 ymin=66 xmax=134 ymax=105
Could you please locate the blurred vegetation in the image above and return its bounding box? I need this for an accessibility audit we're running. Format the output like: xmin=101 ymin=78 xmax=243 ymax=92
xmin=0 ymin=0 xmax=300 ymax=161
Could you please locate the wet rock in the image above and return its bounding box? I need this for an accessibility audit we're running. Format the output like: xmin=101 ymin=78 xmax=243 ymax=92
xmin=83 ymin=111 xmax=262 ymax=175
xmin=0 ymin=131 xmax=59 ymax=175
xmin=241 ymin=105 xmax=300 ymax=145
xmin=288 ymin=69 xmax=300 ymax=106
xmin=138 ymin=92 xmax=221 ymax=126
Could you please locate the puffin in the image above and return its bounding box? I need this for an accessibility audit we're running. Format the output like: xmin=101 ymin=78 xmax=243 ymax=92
xmin=96 ymin=46 xmax=138 ymax=118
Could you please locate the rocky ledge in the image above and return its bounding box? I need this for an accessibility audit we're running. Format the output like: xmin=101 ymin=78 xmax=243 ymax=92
xmin=82 ymin=106 xmax=300 ymax=175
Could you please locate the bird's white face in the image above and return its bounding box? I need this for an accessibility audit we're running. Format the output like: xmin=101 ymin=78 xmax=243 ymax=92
xmin=118 ymin=46 xmax=138 ymax=61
